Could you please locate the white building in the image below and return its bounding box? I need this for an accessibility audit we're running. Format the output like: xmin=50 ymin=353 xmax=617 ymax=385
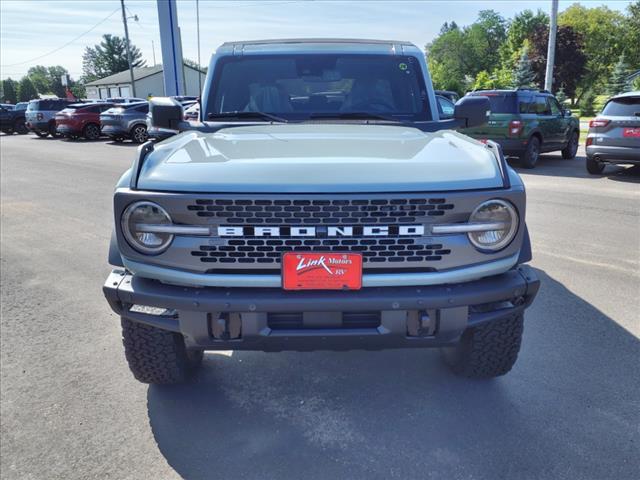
xmin=84 ymin=64 xmax=206 ymax=99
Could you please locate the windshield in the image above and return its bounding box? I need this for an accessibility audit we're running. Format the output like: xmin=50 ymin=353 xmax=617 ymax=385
xmin=207 ymin=54 xmax=431 ymax=121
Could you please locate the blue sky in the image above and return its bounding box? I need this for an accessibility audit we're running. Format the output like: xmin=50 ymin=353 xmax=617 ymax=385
xmin=0 ymin=0 xmax=634 ymax=81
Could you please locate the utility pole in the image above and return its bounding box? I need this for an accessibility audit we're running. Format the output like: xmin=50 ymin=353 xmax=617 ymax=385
xmin=544 ymin=0 xmax=558 ymax=92
xmin=196 ymin=0 xmax=202 ymax=93
xmin=152 ymin=40 xmax=156 ymax=66
xmin=121 ymin=0 xmax=137 ymax=97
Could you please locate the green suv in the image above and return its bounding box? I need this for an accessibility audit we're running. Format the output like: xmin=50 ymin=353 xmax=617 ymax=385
xmin=462 ymin=89 xmax=580 ymax=168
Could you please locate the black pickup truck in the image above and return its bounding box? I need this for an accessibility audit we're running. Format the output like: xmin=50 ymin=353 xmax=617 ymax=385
xmin=0 ymin=102 xmax=29 ymax=135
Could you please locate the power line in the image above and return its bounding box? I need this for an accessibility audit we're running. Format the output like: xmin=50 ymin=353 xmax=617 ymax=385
xmin=0 ymin=8 xmax=120 ymax=68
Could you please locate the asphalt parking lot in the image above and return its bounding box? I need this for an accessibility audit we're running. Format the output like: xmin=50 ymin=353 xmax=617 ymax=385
xmin=1 ymin=133 xmax=639 ymax=480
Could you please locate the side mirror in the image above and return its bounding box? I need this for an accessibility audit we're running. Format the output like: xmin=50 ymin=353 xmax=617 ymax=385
xmin=150 ymin=97 xmax=183 ymax=130
xmin=454 ymin=96 xmax=490 ymax=128
xmin=563 ymin=109 xmax=572 ymax=117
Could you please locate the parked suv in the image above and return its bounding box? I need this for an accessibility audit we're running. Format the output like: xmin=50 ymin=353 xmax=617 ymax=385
xmin=0 ymin=102 xmax=28 ymax=134
xmin=100 ymin=102 xmax=149 ymax=143
xmin=55 ymin=102 xmax=114 ymax=140
xmin=585 ymin=91 xmax=640 ymax=174
xmin=462 ymin=89 xmax=580 ymax=168
xmin=103 ymin=39 xmax=540 ymax=385
xmin=25 ymin=98 xmax=76 ymax=137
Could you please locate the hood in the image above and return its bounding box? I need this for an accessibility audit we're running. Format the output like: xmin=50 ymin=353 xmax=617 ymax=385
xmin=136 ymin=124 xmax=503 ymax=193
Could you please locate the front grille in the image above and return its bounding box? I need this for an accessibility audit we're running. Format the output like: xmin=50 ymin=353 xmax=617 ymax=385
xmin=191 ymin=238 xmax=451 ymax=265
xmin=181 ymin=195 xmax=457 ymax=270
xmin=187 ymin=198 xmax=454 ymax=224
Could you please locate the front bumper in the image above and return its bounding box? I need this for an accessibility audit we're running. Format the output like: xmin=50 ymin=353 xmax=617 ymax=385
xmin=103 ymin=265 xmax=540 ymax=351
xmin=586 ymin=145 xmax=640 ymax=164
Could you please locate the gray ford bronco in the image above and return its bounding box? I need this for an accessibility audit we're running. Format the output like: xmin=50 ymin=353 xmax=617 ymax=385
xmin=103 ymin=39 xmax=540 ymax=384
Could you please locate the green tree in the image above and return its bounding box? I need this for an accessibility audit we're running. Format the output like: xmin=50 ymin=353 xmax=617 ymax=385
xmin=623 ymin=1 xmax=640 ymax=69
xmin=607 ymin=54 xmax=631 ymax=96
xmin=512 ymin=47 xmax=536 ymax=88
xmin=555 ymin=86 xmax=567 ymax=106
xmin=579 ymin=90 xmax=597 ymax=116
xmin=499 ymin=9 xmax=549 ymax=65
xmin=17 ymin=77 xmax=37 ymax=102
xmin=26 ymin=65 xmax=70 ymax=97
xmin=426 ymin=11 xmax=507 ymax=94
xmin=27 ymin=65 xmax=51 ymax=94
xmin=472 ymin=70 xmax=493 ymax=90
xmin=559 ymin=4 xmax=626 ymax=99
xmin=528 ymin=25 xmax=586 ymax=100
xmin=2 ymin=78 xmax=18 ymax=104
xmin=82 ymin=34 xmax=145 ymax=82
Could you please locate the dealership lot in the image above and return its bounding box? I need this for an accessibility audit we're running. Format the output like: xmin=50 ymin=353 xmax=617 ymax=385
xmin=1 ymin=134 xmax=639 ymax=480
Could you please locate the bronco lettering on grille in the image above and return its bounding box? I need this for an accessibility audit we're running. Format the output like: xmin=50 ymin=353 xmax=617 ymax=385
xmin=217 ymin=225 xmax=425 ymax=237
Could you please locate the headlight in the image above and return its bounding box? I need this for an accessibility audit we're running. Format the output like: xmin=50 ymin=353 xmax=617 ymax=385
xmin=467 ymin=199 xmax=518 ymax=251
xmin=121 ymin=201 xmax=173 ymax=254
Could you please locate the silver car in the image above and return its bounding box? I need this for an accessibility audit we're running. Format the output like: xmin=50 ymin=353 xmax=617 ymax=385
xmin=100 ymin=102 xmax=149 ymax=143
xmin=586 ymin=91 xmax=640 ymax=174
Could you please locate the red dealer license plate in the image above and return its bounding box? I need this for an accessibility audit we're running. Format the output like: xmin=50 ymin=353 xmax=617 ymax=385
xmin=623 ymin=128 xmax=640 ymax=137
xmin=282 ymin=252 xmax=363 ymax=291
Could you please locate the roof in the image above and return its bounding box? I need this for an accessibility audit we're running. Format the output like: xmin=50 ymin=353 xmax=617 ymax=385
xmin=611 ymin=90 xmax=640 ymax=99
xmin=85 ymin=65 xmax=163 ymax=86
xmin=85 ymin=63 xmax=204 ymax=86
xmin=221 ymin=38 xmax=413 ymax=47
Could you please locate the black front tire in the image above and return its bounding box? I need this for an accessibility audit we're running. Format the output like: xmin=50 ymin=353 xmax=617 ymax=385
xmin=48 ymin=122 xmax=59 ymax=138
xmin=14 ymin=119 xmax=28 ymax=135
xmin=561 ymin=131 xmax=579 ymax=159
xmin=83 ymin=123 xmax=101 ymax=140
xmin=586 ymin=156 xmax=605 ymax=175
xmin=520 ymin=136 xmax=540 ymax=169
xmin=121 ymin=318 xmax=203 ymax=384
xmin=441 ymin=314 xmax=524 ymax=378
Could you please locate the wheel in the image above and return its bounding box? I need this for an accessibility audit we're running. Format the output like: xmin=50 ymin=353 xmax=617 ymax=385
xmin=130 ymin=124 xmax=148 ymax=144
xmin=586 ymin=156 xmax=605 ymax=175
xmin=520 ymin=136 xmax=540 ymax=169
xmin=121 ymin=318 xmax=203 ymax=384
xmin=34 ymin=130 xmax=49 ymax=138
xmin=14 ymin=119 xmax=28 ymax=135
xmin=48 ymin=122 xmax=59 ymax=138
xmin=441 ymin=314 xmax=524 ymax=378
xmin=1 ymin=128 xmax=13 ymax=135
xmin=561 ymin=131 xmax=579 ymax=159
xmin=83 ymin=123 xmax=101 ymax=140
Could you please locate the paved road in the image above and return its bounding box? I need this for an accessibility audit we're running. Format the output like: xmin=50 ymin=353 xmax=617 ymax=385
xmin=1 ymin=134 xmax=639 ymax=480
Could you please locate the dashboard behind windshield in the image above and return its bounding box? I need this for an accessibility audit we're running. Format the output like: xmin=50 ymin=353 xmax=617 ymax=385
xmin=207 ymin=54 xmax=431 ymax=121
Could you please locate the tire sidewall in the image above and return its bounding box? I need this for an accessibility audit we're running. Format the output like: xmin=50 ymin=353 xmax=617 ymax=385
xmin=131 ymin=125 xmax=148 ymax=144
xmin=521 ymin=136 xmax=540 ymax=168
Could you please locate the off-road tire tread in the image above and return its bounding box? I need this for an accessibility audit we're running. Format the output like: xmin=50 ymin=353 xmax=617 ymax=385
xmin=444 ymin=314 xmax=524 ymax=378
xmin=121 ymin=318 xmax=202 ymax=384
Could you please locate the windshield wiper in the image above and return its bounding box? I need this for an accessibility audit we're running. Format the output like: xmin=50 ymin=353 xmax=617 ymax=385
xmin=308 ymin=112 xmax=402 ymax=122
xmin=207 ymin=111 xmax=288 ymax=123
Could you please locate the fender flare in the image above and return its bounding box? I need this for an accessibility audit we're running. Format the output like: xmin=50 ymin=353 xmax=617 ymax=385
xmin=108 ymin=229 xmax=124 ymax=267
xmin=517 ymin=223 xmax=532 ymax=264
